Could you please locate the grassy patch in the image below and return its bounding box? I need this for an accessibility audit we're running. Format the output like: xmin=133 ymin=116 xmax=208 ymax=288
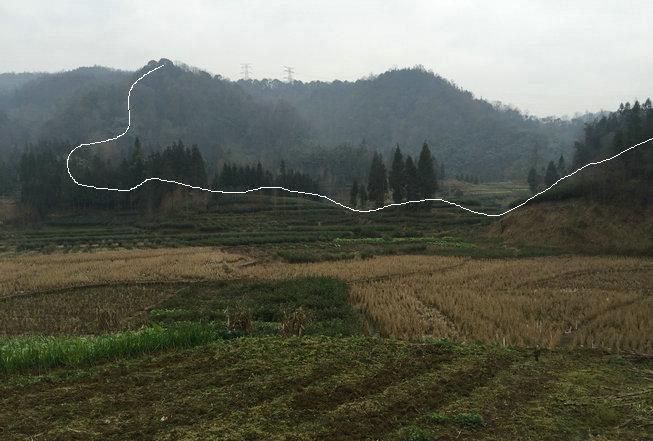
xmin=0 ymin=322 xmax=232 ymax=373
xmin=429 ymin=412 xmax=449 ymax=423
xmin=150 ymin=277 xmax=364 ymax=337
xmin=404 ymin=425 xmax=436 ymax=440
xmin=451 ymin=412 xmax=486 ymax=429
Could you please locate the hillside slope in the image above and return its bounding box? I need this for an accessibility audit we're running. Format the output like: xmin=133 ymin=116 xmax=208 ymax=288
xmin=240 ymin=67 xmax=583 ymax=178
xmin=490 ymin=199 xmax=653 ymax=253
xmin=0 ymin=60 xmax=583 ymax=180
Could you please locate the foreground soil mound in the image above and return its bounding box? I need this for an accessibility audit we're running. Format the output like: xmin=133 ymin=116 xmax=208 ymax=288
xmin=490 ymin=199 xmax=653 ymax=253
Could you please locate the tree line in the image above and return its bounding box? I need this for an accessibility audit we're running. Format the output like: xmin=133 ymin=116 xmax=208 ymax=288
xmin=526 ymin=154 xmax=567 ymax=193
xmin=349 ymin=142 xmax=439 ymax=208
xmin=17 ymin=139 xmax=208 ymax=216
xmin=15 ymin=137 xmax=319 ymax=218
xmin=212 ymin=160 xmax=318 ymax=193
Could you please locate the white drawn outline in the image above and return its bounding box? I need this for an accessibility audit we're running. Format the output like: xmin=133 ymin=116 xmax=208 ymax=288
xmin=66 ymin=64 xmax=653 ymax=217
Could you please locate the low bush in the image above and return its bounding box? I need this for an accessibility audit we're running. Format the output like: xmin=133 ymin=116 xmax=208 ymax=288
xmin=225 ymin=308 xmax=253 ymax=333
xmin=452 ymin=412 xmax=486 ymax=429
xmin=404 ymin=425 xmax=436 ymax=441
xmin=429 ymin=412 xmax=449 ymax=423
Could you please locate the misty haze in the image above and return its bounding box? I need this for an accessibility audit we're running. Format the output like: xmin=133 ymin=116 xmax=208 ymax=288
xmin=0 ymin=2 xmax=651 ymax=440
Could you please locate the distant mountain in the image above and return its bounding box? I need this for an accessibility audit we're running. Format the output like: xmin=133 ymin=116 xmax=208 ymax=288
xmin=0 ymin=72 xmax=44 ymax=95
xmin=0 ymin=59 xmax=585 ymax=180
xmin=239 ymin=68 xmax=584 ymax=179
xmin=0 ymin=67 xmax=130 ymax=155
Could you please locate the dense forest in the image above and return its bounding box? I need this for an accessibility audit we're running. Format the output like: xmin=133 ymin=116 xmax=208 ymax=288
xmin=526 ymin=100 xmax=653 ymax=205
xmin=0 ymin=59 xmax=587 ymax=191
xmin=239 ymin=67 xmax=586 ymax=179
xmin=11 ymin=138 xmax=318 ymax=217
xmin=7 ymin=137 xmax=443 ymax=217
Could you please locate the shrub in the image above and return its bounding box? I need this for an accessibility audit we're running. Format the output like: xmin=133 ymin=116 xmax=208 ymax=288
xmin=225 ymin=308 xmax=253 ymax=333
xmin=452 ymin=412 xmax=486 ymax=429
xmin=404 ymin=425 xmax=436 ymax=441
xmin=429 ymin=412 xmax=449 ymax=424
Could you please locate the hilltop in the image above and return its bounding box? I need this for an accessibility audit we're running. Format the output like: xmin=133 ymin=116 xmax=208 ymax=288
xmin=0 ymin=59 xmax=585 ymax=181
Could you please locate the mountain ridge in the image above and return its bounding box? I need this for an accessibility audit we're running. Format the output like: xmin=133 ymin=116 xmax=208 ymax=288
xmin=0 ymin=59 xmax=586 ymax=180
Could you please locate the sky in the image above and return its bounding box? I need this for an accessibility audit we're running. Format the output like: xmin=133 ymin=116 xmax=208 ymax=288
xmin=1 ymin=0 xmax=651 ymax=117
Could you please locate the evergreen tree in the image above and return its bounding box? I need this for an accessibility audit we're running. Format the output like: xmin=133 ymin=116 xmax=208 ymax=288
xmin=527 ymin=167 xmax=540 ymax=194
xmin=404 ymin=155 xmax=420 ymax=201
xmin=557 ymin=155 xmax=566 ymax=176
xmin=189 ymin=145 xmax=207 ymax=186
xmin=255 ymin=162 xmax=265 ymax=186
xmin=279 ymin=160 xmax=287 ymax=186
xmin=0 ymin=158 xmax=16 ymax=196
xmin=218 ymin=163 xmax=232 ymax=189
xmin=19 ymin=147 xmax=62 ymax=217
xmin=129 ymin=137 xmax=145 ymax=185
xmin=643 ymin=98 xmax=652 ymax=113
xmin=367 ymin=152 xmax=388 ymax=207
xmin=359 ymin=185 xmax=368 ymax=208
xmin=349 ymin=179 xmax=359 ymax=208
xmin=389 ymin=145 xmax=406 ymax=203
xmin=544 ymin=160 xmax=559 ymax=187
xmin=626 ymin=100 xmax=642 ymax=144
xmin=211 ymin=170 xmax=220 ymax=190
xmin=417 ymin=142 xmax=436 ymax=198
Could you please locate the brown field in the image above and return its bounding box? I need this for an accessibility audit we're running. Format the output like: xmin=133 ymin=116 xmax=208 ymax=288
xmin=1 ymin=248 xmax=651 ymax=352
xmin=239 ymin=255 xmax=653 ymax=351
xmin=0 ymin=247 xmax=248 ymax=296
xmin=0 ymin=285 xmax=180 ymax=336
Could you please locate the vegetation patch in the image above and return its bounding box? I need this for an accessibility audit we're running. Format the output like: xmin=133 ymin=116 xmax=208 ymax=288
xmin=1 ymin=338 xmax=651 ymax=440
xmin=0 ymin=322 xmax=231 ymax=373
xmin=451 ymin=412 xmax=486 ymax=429
xmin=149 ymin=277 xmax=364 ymax=337
xmin=277 ymin=249 xmax=356 ymax=263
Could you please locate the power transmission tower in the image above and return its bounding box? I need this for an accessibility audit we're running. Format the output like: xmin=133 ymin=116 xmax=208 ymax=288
xmin=240 ymin=63 xmax=252 ymax=80
xmin=283 ymin=65 xmax=294 ymax=83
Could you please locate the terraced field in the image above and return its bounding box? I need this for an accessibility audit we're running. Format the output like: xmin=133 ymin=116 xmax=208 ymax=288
xmin=0 ymin=195 xmax=489 ymax=251
xmin=2 ymin=249 xmax=651 ymax=350
xmin=1 ymin=197 xmax=651 ymax=440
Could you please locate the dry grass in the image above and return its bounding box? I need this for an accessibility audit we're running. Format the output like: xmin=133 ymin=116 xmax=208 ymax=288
xmin=1 ymin=247 xmax=650 ymax=351
xmin=492 ymin=200 xmax=653 ymax=252
xmin=238 ymin=255 xmax=652 ymax=351
xmin=0 ymin=247 xmax=248 ymax=297
xmin=350 ymin=257 xmax=652 ymax=351
xmin=0 ymin=285 xmax=179 ymax=336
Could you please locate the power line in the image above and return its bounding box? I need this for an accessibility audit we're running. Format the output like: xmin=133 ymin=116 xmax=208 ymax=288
xmin=240 ymin=63 xmax=252 ymax=80
xmin=283 ymin=65 xmax=294 ymax=83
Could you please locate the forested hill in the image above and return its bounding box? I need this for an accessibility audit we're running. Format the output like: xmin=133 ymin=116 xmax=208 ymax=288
xmin=0 ymin=67 xmax=131 ymax=154
xmin=239 ymin=67 xmax=584 ymax=178
xmin=0 ymin=59 xmax=585 ymax=180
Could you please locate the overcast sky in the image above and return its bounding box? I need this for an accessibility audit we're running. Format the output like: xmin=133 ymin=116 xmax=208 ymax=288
xmin=1 ymin=0 xmax=651 ymax=117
